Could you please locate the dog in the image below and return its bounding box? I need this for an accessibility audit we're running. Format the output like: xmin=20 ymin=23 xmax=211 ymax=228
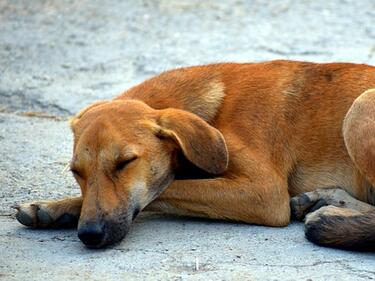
xmin=14 ymin=60 xmax=375 ymax=250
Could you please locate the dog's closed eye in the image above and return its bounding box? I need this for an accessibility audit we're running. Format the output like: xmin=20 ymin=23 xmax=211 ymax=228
xmin=115 ymin=156 xmax=137 ymax=172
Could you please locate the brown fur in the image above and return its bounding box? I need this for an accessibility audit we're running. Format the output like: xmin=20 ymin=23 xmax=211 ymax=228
xmin=14 ymin=60 xmax=375 ymax=249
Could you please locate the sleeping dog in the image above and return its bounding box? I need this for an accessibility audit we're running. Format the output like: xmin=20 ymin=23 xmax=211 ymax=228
xmin=14 ymin=60 xmax=375 ymax=250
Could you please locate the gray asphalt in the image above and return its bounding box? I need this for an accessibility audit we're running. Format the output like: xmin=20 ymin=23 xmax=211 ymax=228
xmin=1 ymin=1 xmax=375 ymax=280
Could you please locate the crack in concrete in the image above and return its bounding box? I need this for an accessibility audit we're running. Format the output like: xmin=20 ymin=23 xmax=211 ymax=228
xmin=0 ymin=108 xmax=68 ymax=121
xmin=0 ymin=89 xmax=72 ymax=116
xmin=110 ymin=247 xmax=172 ymax=257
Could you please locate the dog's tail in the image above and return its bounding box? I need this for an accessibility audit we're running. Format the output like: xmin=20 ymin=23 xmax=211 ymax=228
xmin=304 ymin=210 xmax=375 ymax=251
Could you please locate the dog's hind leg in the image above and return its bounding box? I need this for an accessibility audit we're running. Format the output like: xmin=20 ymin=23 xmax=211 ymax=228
xmin=343 ymin=88 xmax=375 ymax=191
xmin=290 ymin=187 xmax=375 ymax=221
xmin=13 ymin=197 xmax=82 ymax=228
xmin=303 ymin=206 xmax=375 ymax=250
xmin=292 ymin=89 xmax=375 ymax=250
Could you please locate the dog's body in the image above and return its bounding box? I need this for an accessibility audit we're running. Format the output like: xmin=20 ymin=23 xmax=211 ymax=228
xmin=15 ymin=60 xmax=375 ymax=250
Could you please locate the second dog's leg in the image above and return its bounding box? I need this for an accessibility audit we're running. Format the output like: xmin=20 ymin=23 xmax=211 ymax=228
xmin=14 ymin=197 xmax=82 ymax=228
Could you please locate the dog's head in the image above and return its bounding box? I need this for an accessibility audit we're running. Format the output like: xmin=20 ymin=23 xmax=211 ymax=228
xmin=69 ymin=99 xmax=228 ymax=248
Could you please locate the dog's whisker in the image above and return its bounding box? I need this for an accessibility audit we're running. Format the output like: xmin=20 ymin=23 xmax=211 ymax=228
xmin=61 ymin=162 xmax=71 ymax=175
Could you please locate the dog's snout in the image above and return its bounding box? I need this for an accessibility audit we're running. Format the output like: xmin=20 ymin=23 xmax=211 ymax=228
xmin=78 ymin=223 xmax=105 ymax=247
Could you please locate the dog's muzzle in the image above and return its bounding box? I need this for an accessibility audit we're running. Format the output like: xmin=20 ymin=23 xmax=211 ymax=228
xmin=78 ymin=222 xmax=105 ymax=248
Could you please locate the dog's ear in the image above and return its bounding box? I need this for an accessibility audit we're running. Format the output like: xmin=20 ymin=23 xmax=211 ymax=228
xmin=70 ymin=101 xmax=108 ymax=131
xmin=156 ymin=108 xmax=228 ymax=174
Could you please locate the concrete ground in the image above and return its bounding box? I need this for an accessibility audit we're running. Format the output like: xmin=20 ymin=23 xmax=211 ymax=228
xmin=0 ymin=0 xmax=374 ymax=280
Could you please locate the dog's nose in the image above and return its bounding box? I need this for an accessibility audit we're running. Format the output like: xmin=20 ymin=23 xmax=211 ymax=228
xmin=78 ymin=223 xmax=105 ymax=247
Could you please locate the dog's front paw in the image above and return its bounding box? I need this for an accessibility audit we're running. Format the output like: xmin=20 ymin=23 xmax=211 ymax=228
xmin=12 ymin=201 xmax=78 ymax=228
xmin=13 ymin=202 xmax=54 ymax=228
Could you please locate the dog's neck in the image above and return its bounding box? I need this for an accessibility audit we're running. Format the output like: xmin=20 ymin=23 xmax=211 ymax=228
xmin=118 ymin=67 xmax=226 ymax=122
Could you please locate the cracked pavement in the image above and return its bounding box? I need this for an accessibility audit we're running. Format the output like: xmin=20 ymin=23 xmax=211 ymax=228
xmin=0 ymin=0 xmax=375 ymax=280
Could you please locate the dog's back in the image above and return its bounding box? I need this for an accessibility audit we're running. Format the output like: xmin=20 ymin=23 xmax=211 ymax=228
xmin=122 ymin=60 xmax=375 ymax=199
xmin=120 ymin=60 xmax=375 ymax=250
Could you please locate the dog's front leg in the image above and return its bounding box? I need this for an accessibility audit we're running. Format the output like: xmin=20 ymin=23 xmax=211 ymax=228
xmin=14 ymin=197 xmax=82 ymax=228
xmin=145 ymin=177 xmax=291 ymax=227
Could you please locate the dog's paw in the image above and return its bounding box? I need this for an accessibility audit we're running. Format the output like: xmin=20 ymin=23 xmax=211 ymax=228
xmin=304 ymin=206 xmax=368 ymax=249
xmin=305 ymin=205 xmax=338 ymax=225
xmin=290 ymin=192 xmax=327 ymax=221
xmin=290 ymin=188 xmax=351 ymax=221
xmin=12 ymin=201 xmax=78 ymax=228
xmin=12 ymin=202 xmax=54 ymax=228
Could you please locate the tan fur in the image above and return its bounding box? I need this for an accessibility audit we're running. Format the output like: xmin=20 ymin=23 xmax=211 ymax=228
xmin=14 ymin=60 xmax=375 ymax=249
xmin=69 ymin=101 xmax=108 ymax=130
xmin=306 ymin=206 xmax=362 ymax=224
xmin=343 ymin=89 xmax=375 ymax=184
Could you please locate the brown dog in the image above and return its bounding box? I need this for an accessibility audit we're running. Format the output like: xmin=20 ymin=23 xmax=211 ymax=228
xmin=14 ymin=60 xmax=375 ymax=250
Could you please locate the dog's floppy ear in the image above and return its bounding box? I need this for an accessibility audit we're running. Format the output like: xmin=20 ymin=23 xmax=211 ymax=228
xmin=156 ymin=108 xmax=228 ymax=174
xmin=70 ymin=101 xmax=108 ymax=130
